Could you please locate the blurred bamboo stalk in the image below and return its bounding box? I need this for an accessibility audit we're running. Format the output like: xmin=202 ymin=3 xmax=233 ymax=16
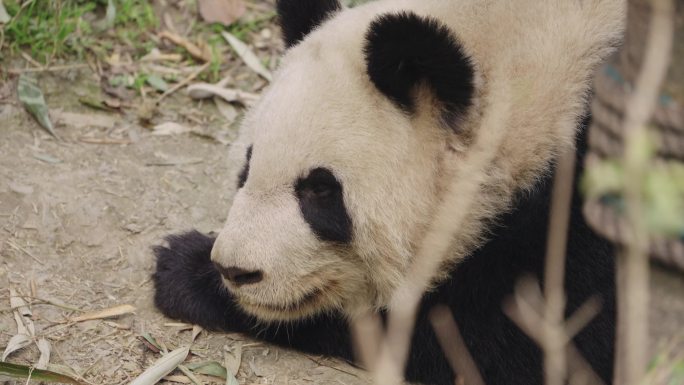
xmin=429 ymin=306 xmax=486 ymax=385
xmin=614 ymin=0 xmax=675 ymax=383
xmin=542 ymin=146 xmax=577 ymax=385
xmin=372 ymin=78 xmax=513 ymax=385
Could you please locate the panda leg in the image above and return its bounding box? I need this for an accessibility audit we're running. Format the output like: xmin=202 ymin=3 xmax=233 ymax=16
xmin=152 ymin=230 xmax=354 ymax=359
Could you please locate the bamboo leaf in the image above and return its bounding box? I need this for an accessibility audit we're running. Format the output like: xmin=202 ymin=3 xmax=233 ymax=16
xmin=146 ymin=74 xmax=169 ymax=92
xmin=186 ymin=361 xmax=227 ymax=378
xmin=36 ymin=338 xmax=51 ymax=370
xmin=68 ymin=304 xmax=135 ymax=323
xmin=140 ymin=333 xmax=163 ymax=352
xmin=0 ymin=362 xmax=82 ymax=384
xmin=221 ymin=32 xmax=272 ymax=81
xmin=1 ymin=334 xmax=31 ymax=361
xmin=129 ymin=347 xmax=190 ymax=385
xmin=18 ymin=75 xmax=57 ymax=138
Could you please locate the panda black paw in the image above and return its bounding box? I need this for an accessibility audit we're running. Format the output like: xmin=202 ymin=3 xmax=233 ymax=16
xmin=152 ymin=230 xmax=240 ymax=330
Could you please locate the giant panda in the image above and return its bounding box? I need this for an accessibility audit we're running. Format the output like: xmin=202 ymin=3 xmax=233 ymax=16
xmin=152 ymin=0 xmax=626 ymax=384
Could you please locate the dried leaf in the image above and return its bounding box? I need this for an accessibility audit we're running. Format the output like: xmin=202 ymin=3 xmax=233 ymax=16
xmin=10 ymin=289 xmax=34 ymax=336
xmin=146 ymin=74 xmax=169 ymax=92
xmin=79 ymin=97 xmax=120 ymax=112
xmin=104 ymin=0 xmax=116 ymax=28
xmin=186 ymin=361 xmax=227 ymax=379
xmin=53 ymin=111 xmax=117 ymax=129
xmin=159 ymin=31 xmax=212 ymax=62
xmin=1 ymin=334 xmax=31 ymax=361
xmin=129 ymin=347 xmax=190 ymax=385
xmin=221 ymin=32 xmax=272 ymax=81
xmin=152 ymin=122 xmax=192 ymax=136
xmin=177 ymin=365 xmax=203 ymax=385
xmin=68 ymin=304 xmax=135 ymax=323
xmin=0 ymin=362 xmax=82 ymax=384
xmin=8 ymin=182 xmax=33 ymax=195
xmin=146 ymin=159 xmax=203 ymax=167
xmin=32 ymin=153 xmax=62 ymax=164
xmin=18 ymin=75 xmax=57 ymax=138
xmin=138 ymin=335 xmax=161 ymax=354
xmin=163 ymin=375 xmax=192 ymax=384
xmin=198 ymin=0 xmax=245 ymax=26
xmin=36 ymin=338 xmax=51 ymax=370
xmin=215 ymin=98 xmax=239 ymax=123
xmin=191 ymin=326 xmax=203 ymax=343
xmin=47 ymin=364 xmax=80 ymax=379
xmin=223 ymin=344 xmax=242 ymax=376
xmin=226 ymin=372 xmax=239 ymax=385
xmin=248 ymin=359 xmax=265 ymax=377
xmin=186 ymin=83 xmax=259 ymax=105
xmin=0 ymin=1 xmax=10 ymax=23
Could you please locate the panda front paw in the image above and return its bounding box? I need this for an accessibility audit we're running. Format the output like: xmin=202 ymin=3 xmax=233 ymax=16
xmin=152 ymin=230 xmax=238 ymax=330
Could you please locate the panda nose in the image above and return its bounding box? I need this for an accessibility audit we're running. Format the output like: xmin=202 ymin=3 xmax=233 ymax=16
xmin=215 ymin=264 xmax=264 ymax=286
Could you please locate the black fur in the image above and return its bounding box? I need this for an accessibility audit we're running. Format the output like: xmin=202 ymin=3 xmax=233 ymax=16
xmin=276 ymin=0 xmax=341 ymax=48
xmin=153 ymin=231 xmax=354 ymax=358
xmin=236 ymin=146 xmax=253 ymax=189
xmin=364 ymin=12 xmax=475 ymax=122
xmin=295 ymin=167 xmax=352 ymax=243
xmin=152 ymin=122 xmax=615 ymax=385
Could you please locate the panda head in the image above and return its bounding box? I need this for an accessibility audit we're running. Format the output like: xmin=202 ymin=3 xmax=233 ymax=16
xmin=210 ymin=0 xmax=621 ymax=321
xmin=209 ymin=0 xmax=479 ymax=322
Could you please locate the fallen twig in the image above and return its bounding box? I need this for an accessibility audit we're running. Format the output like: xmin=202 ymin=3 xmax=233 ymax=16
xmin=157 ymin=62 xmax=210 ymax=104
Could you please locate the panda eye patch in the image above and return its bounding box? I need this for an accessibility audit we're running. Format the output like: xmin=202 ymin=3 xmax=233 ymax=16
xmin=295 ymin=168 xmax=352 ymax=244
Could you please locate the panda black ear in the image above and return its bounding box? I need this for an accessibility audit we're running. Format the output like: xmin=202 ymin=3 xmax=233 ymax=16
xmin=276 ymin=0 xmax=342 ymax=48
xmin=364 ymin=12 xmax=475 ymax=119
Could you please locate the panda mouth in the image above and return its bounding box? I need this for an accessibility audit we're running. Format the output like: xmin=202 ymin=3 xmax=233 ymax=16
xmin=238 ymin=286 xmax=325 ymax=313
xmin=243 ymin=289 xmax=323 ymax=312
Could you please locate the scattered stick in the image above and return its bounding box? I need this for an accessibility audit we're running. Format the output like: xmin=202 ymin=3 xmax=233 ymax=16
xmin=78 ymin=137 xmax=132 ymax=145
xmin=156 ymin=62 xmax=210 ymax=104
xmin=19 ymin=295 xmax=84 ymax=313
xmin=5 ymin=240 xmax=45 ymax=264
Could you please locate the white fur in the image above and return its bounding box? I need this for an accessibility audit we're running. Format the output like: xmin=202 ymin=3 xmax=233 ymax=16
xmin=212 ymin=0 xmax=626 ymax=321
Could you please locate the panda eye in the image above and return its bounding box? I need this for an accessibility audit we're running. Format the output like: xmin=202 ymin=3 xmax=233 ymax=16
xmin=310 ymin=182 xmax=334 ymax=198
xmin=294 ymin=167 xmax=352 ymax=244
xmin=295 ymin=168 xmax=341 ymax=201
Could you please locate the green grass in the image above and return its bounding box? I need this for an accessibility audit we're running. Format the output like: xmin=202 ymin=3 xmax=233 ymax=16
xmin=2 ymin=0 xmax=96 ymax=63
xmin=1 ymin=0 xmax=158 ymax=64
xmin=1 ymin=0 xmax=280 ymax=88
